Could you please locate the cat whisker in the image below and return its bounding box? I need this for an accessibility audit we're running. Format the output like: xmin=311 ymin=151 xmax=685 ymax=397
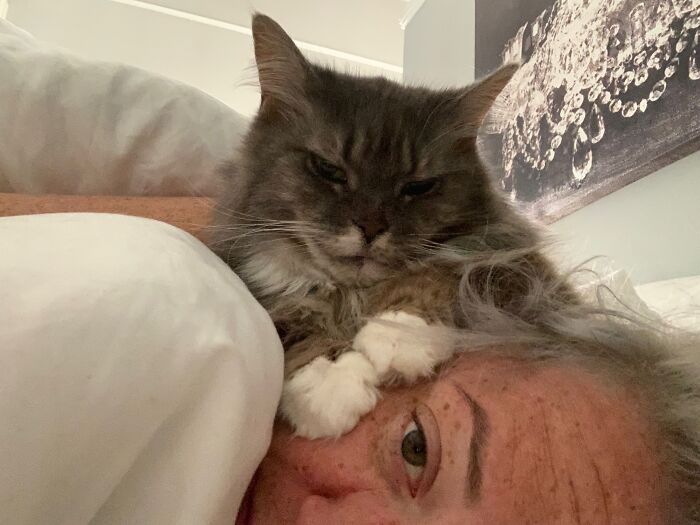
xmin=210 ymin=206 xmax=299 ymax=225
xmin=222 ymin=234 xmax=311 ymax=263
xmin=215 ymin=213 xmax=313 ymax=228
xmin=208 ymin=226 xmax=329 ymax=249
xmin=210 ymin=233 xmax=298 ymax=248
xmin=208 ymin=222 xmax=327 ymax=237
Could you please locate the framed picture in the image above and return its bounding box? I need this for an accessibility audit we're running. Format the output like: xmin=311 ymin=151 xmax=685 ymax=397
xmin=476 ymin=0 xmax=700 ymax=221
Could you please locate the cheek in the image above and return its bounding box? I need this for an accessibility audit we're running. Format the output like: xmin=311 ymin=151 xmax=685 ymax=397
xmin=265 ymin=421 xmax=380 ymax=497
xmin=300 ymin=189 xmax=350 ymax=228
xmin=400 ymin=199 xmax=459 ymax=235
xmin=275 ymin=165 xmax=340 ymax=219
xmin=296 ymin=493 xmax=403 ymax=525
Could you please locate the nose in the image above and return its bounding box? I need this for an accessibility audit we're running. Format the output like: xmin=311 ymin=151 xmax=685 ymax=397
xmin=352 ymin=216 xmax=388 ymax=244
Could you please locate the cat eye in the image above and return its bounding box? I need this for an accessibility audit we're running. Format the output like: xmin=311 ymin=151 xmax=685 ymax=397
xmin=401 ymin=178 xmax=439 ymax=197
xmin=308 ymin=153 xmax=347 ymax=184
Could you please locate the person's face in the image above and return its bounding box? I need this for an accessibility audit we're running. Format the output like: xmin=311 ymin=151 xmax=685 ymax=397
xmin=247 ymin=354 xmax=666 ymax=524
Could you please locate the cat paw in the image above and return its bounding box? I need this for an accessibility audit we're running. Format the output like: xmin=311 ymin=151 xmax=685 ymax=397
xmin=353 ymin=311 xmax=454 ymax=383
xmin=280 ymin=351 xmax=380 ymax=439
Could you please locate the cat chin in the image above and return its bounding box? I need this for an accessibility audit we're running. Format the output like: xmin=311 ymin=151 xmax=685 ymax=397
xmin=304 ymin=240 xmax=392 ymax=288
xmin=329 ymin=260 xmax=393 ymax=288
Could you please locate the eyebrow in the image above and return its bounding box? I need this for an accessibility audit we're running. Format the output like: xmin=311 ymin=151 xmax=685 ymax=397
xmin=454 ymin=383 xmax=490 ymax=504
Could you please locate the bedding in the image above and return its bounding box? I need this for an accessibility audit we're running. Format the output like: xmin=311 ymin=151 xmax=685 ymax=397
xmin=0 ymin=213 xmax=283 ymax=524
xmin=636 ymin=276 xmax=700 ymax=331
xmin=0 ymin=19 xmax=247 ymax=197
xmin=0 ymin=16 xmax=696 ymax=524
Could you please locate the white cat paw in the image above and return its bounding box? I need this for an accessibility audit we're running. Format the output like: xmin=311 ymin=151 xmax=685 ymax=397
xmin=280 ymin=351 xmax=380 ymax=439
xmin=353 ymin=311 xmax=454 ymax=383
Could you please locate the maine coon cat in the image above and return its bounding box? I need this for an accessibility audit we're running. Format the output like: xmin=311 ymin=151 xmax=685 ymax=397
xmin=212 ymin=14 xmax=570 ymax=438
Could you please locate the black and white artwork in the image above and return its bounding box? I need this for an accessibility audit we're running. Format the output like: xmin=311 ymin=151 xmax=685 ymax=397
xmin=476 ymin=0 xmax=700 ymax=221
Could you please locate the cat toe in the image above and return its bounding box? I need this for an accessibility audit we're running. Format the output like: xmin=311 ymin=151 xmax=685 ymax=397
xmin=353 ymin=311 xmax=454 ymax=383
xmin=280 ymin=352 xmax=380 ymax=439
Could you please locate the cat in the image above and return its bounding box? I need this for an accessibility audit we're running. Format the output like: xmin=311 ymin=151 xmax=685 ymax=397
xmin=212 ymin=14 xmax=570 ymax=439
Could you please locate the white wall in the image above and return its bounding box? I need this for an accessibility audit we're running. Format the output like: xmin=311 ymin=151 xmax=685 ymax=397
xmin=7 ymin=0 xmax=403 ymax=116
xmin=403 ymin=0 xmax=475 ymax=87
xmin=403 ymin=1 xmax=700 ymax=284
xmin=551 ymin=151 xmax=700 ymax=284
xmin=146 ymin=0 xmax=406 ymax=67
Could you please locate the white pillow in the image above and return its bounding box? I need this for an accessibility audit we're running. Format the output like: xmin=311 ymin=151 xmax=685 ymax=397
xmin=0 ymin=19 xmax=247 ymax=196
xmin=636 ymin=276 xmax=700 ymax=331
xmin=0 ymin=213 xmax=283 ymax=524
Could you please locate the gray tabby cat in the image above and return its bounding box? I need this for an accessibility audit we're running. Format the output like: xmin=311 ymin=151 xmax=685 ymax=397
xmin=212 ymin=14 xmax=570 ymax=438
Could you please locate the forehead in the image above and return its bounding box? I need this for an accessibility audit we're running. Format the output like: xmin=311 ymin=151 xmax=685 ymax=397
xmin=304 ymin=69 xmax=455 ymax=163
xmin=441 ymin=355 xmax=664 ymax=521
xmin=444 ymin=354 xmax=638 ymax=411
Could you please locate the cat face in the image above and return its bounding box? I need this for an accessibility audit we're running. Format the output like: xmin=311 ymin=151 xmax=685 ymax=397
xmin=218 ymin=15 xmax=518 ymax=289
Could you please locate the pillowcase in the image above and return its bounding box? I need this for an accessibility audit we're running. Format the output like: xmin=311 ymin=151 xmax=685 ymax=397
xmin=636 ymin=276 xmax=700 ymax=331
xmin=0 ymin=213 xmax=283 ymax=524
xmin=568 ymin=256 xmax=700 ymax=331
xmin=0 ymin=19 xmax=248 ymax=196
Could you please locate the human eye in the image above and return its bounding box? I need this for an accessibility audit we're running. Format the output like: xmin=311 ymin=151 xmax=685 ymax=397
xmin=400 ymin=407 xmax=441 ymax=497
xmin=402 ymin=416 xmax=427 ymax=485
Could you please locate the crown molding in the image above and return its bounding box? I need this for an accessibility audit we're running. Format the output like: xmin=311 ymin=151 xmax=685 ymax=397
xmin=399 ymin=0 xmax=426 ymax=30
xmin=109 ymin=0 xmax=402 ymax=76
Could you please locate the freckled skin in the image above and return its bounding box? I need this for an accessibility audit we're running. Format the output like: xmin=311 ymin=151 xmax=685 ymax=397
xmin=249 ymin=354 xmax=667 ymax=524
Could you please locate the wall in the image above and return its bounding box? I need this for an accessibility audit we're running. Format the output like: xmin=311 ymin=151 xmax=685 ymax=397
xmin=143 ymin=0 xmax=406 ymax=67
xmin=404 ymin=1 xmax=700 ymax=284
xmin=551 ymin=151 xmax=700 ymax=284
xmin=7 ymin=0 xmax=403 ymax=116
xmin=403 ymin=0 xmax=475 ymax=87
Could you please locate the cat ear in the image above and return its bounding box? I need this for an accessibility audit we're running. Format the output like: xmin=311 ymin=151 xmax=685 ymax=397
xmin=252 ymin=14 xmax=309 ymax=113
xmin=457 ymin=63 xmax=519 ymax=136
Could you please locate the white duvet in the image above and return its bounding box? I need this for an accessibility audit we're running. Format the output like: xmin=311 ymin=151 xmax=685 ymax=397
xmin=0 ymin=214 xmax=283 ymax=525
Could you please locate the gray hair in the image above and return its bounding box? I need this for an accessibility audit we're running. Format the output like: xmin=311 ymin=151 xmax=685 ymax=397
xmin=448 ymin=250 xmax=700 ymax=523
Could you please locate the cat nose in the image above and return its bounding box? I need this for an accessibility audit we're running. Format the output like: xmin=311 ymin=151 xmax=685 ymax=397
xmin=352 ymin=217 xmax=387 ymax=244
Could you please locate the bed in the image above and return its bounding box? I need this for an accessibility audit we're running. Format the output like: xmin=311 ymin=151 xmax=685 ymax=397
xmin=0 ymin=16 xmax=697 ymax=524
